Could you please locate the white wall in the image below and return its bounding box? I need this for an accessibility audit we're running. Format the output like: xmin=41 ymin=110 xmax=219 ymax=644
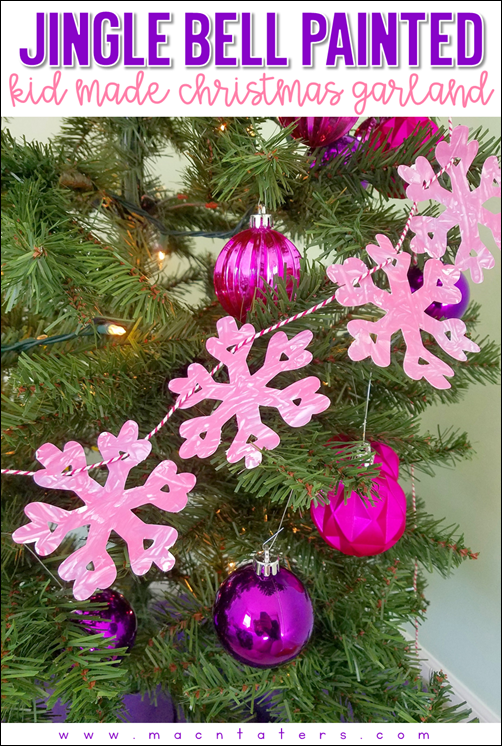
xmin=3 ymin=116 xmax=500 ymax=718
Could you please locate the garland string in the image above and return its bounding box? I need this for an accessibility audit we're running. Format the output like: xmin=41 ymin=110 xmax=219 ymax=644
xmin=1 ymin=120 xmax=455 ymax=479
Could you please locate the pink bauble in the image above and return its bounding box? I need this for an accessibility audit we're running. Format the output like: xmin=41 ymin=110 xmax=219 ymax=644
xmin=310 ymin=442 xmax=407 ymax=556
xmin=278 ymin=117 xmax=358 ymax=148
xmin=213 ymin=210 xmax=301 ymax=322
xmin=356 ymin=116 xmax=440 ymax=152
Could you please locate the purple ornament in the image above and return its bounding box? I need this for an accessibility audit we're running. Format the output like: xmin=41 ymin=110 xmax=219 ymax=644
xmin=312 ymin=135 xmax=368 ymax=189
xmin=319 ymin=134 xmax=360 ymax=163
xmin=213 ymin=559 xmax=314 ymax=668
xmin=122 ymin=686 xmax=182 ymax=723
xmin=278 ymin=117 xmax=358 ymax=148
xmin=310 ymin=442 xmax=407 ymax=557
xmin=74 ymin=588 xmax=137 ymax=655
xmin=408 ymin=264 xmax=470 ymax=320
xmin=43 ymin=684 xmax=182 ymax=723
xmin=213 ymin=209 xmax=301 ymax=322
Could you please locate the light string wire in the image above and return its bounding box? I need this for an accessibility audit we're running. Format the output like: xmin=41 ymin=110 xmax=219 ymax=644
xmin=1 ymin=119 xmax=455 ymax=479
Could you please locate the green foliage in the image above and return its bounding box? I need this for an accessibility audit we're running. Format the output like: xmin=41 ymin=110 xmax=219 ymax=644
xmin=1 ymin=116 xmax=499 ymax=725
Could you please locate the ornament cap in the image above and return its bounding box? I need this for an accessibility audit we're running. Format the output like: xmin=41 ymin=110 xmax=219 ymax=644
xmin=360 ymin=441 xmax=374 ymax=468
xmin=250 ymin=204 xmax=273 ymax=229
xmin=253 ymin=549 xmax=280 ymax=577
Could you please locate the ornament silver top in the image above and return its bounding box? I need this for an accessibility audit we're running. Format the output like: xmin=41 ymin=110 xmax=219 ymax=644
xmin=253 ymin=548 xmax=280 ymax=577
xmin=250 ymin=204 xmax=273 ymax=229
xmin=360 ymin=440 xmax=374 ymax=468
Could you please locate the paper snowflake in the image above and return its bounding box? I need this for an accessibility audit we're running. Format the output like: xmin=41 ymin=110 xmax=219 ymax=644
xmin=169 ymin=316 xmax=331 ymax=469
xmin=327 ymin=236 xmax=480 ymax=389
xmin=398 ymin=125 xmax=501 ymax=284
xmin=12 ymin=421 xmax=196 ymax=600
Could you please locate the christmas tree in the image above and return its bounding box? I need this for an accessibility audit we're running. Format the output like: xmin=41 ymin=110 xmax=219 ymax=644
xmin=1 ymin=116 xmax=500 ymax=724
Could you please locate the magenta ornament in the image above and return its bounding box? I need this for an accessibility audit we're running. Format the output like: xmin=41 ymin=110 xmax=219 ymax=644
xmin=327 ymin=236 xmax=480 ymax=389
xmin=12 ymin=420 xmax=197 ymax=600
xmin=311 ymin=442 xmax=406 ymax=556
xmin=74 ymin=588 xmax=137 ymax=655
xmin=355 ymin=116 xmax=441 ymax=198
xmin=356 ymin=116 xmax=440 ymax=152
xmin=169 ymin=316 xmax=330 ymax=469
xmin=213 ymin=559 xmax=314 ymax=668
xmin=398 ymin=125 xmax=501 ymax=284
xmin=408 ymin=265 xmax=470 ymax=320
xmin=213 ymin=209 xmax=301 ymax=322
xmin=278 ymin=117 xmax=358 ymax=148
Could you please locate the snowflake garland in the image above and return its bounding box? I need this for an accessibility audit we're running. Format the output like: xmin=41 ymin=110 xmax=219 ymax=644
xmin=169 ymin=316 xmax=331 ymax=468
xmin=12 ymin=421 xmax=196 ymax=600
xmin=327 ymin=237 xmax=480 ymax=389
xmin=398 ymin=125 xmax=501 ymax=284
xmin=7 ymin=124 xmax=500 ymax=600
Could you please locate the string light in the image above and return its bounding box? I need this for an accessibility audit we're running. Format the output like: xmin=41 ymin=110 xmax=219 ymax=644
xmin=106 ymin=324 xmax=127 ymax=336
xmin=157 ymin=250 xmax=166 ymax=261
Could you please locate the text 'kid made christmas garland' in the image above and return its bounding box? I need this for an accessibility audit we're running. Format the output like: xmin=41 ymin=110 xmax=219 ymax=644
xmin=3 ymin=123 xmax=501 ymax=602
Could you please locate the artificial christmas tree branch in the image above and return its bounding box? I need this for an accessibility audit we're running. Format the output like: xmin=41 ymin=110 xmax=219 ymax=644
xmin=1 ymin=115 xmax=499 ymax=724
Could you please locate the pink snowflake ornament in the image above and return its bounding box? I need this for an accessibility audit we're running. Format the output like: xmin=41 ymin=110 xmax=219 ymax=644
xmin=169 ymin=316 xmax=331 ymax=468
xmin=398 ymin=125 xmax=501 ymax=284
xmin=12 ymin=421 xmax=196 ymax=600
xmin=327 ymin=236 xmax=480 ymax=389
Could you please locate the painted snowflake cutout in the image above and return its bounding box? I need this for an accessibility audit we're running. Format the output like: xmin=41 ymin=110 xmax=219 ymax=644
xmin=12 ymin=421 xmax=196 ymax=600
xmin=169 ymin=316 xmax=331 ymax=469
xmin=327 ymin=236 xmax=480 ymax=389
xmin=398 ymin=125 xmax=501 ymax=284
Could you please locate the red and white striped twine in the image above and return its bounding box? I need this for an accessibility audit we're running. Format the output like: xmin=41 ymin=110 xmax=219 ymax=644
xmin=2 ymin=119 xmax=454 ymax=480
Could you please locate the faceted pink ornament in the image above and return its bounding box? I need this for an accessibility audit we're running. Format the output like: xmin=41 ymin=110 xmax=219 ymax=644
xmin=278 ymin=117 xmax=358 ymax=148
xmin=12 ymin=421 xmax=197 ymax=600
xmin=310 ymin=442 xmax=406 ymax=556
xmin=214 ymin=209 xmax=301 ymax=322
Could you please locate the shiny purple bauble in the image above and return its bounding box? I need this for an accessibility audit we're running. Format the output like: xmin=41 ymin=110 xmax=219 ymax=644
xmin=319 ymin=134 xmax=360 ymax=163
xmin=74 ymin=589 xmax=137 ymax=656
xmin=278 ymin=117 xmax=358 ymax=148
xmin=213 ymin=563 xmax=314 ymax=668
xmin=313 ymin=135 xmax=368 ymax=189
xmin=408 ymin=265 xmax=470 ymax=320
xmin=213 ymin=217 xmax=301 ymax=322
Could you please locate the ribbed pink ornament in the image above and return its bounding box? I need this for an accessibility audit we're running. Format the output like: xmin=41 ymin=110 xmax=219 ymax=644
xmin=213 ymin=209 xmax=301 ymax=321
xmin=278 ymin=117 xmax=358 ymax=148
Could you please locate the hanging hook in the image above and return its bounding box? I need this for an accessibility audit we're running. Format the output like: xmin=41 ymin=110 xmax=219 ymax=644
xmin=262 ymin=490 xmax=293 ymax=559
xmin=361 ymin=372 xmax=373 ymax=444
